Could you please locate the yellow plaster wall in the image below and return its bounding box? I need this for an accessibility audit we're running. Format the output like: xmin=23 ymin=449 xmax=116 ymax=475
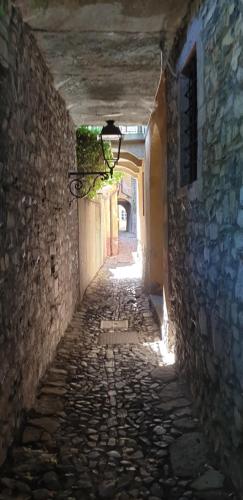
xmin=144 ymin=75 xmax=169 ymax=299
xmin=137 ymin=168 xmax=145 ymax=259
xmin=110 ymin=191 xmax=119 ymax=256
xmin=78 ymin=188 xmax=118 ymax=299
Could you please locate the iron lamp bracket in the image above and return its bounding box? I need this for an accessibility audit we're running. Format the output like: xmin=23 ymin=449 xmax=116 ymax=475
xmin=68 ymin=170 xmax=111 ymax=199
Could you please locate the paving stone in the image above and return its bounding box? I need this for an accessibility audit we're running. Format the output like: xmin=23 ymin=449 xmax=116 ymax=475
xmin=34 ymin=396 xmax=64 ymax=416
xmin=0 ymin=240 xmax=237 ymax=500
xmin=43 ymin=471 xmax=60 ymax=490
xmin=170 ymin=432 xmax=208 ymax=478
xmin=173 ymin=418 xmax=197 ymax=432
xmin=41 ymin=385 xmax=67 ymax=396
xmin=22 ymin=427 xmax=42 ymax=444
xmin=101 ymin=320 xmax=128 ymax=329
xmin=193 ymin=492 xmax=229 ymax=500
xmin=150 ymin=366 xmax=177 ymax=382
xmin=99 ymin=480 xmax=117 ymax=498
xmin=190 ymin=470 xmax=225 ymax=491
xmin=153 ymin=425 xmax=166 ymax=435
xmin=33 ymin=489 xmax=51 ymax=500
xmin=159 ymin=381 xmax=186 ymax=400
xmin=28 ymin=417 xmax=60 ymax=434
xmin=159 ymin=398 xmax=191 ymax=413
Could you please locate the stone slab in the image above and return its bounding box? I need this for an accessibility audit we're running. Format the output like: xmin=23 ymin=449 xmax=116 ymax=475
xmin=159 ymin=397 xmax=191 ymax=413
xmin=191 ymin=470 xmax=225 ymax=491
xmin=173 ymin=417 xmax=197 ymax=431
xmin=101 ymin=320 xmax=128 ymax=330
xmin=150 ymin=365 xmax=177 ymax=383
xmin=28 ymin=417 xmax=60 ymax=434
xmin=159 ymin=381 xmax=185 ymax=401
xmin=170 ymin=432 xmax=208 ymax=478
xmin=149 ymin=294 xmax=163 ymax=327
xmin=99 ymin=331 xmax=139 ymax=345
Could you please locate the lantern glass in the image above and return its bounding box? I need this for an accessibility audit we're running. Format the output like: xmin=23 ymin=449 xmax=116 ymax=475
xmin=100 ymin=120 xmax=122 ymax=142
xmin=99 ymin=120 xmax=122 ymax=168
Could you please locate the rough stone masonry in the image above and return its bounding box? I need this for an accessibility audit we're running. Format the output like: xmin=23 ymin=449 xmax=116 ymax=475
xmin=166 ymin=0 xmax=243 ymax=494
xmin=0 ymin=5 xmax=79 ymax=464
xmin=0 ymin=254 xmax=238 ymax=499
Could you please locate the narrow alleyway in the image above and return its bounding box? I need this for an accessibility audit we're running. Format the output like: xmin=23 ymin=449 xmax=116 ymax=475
xmin=0 ymin=236 xmax=237 ymax=500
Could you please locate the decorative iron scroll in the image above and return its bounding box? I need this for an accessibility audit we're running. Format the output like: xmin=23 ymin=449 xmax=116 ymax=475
xmin=68 ymin=171 xmax=110 ymax=199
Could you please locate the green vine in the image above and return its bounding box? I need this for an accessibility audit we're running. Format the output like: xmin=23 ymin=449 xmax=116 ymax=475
xmin=30 ymin=0 xmax=49 ymax=9
xmin=76 ymin=126 xmax=123 ymax=199
xmin=0 ymin=0 xmax=8 ymax=18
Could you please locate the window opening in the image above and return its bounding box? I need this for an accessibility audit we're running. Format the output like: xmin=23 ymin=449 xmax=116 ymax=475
xmin=179 ymin=48 xmax=198 ymax=186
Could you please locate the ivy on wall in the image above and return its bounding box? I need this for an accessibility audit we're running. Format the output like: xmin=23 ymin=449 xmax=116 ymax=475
xmin=76 ymin=126 xmax=123 ymax=199
xmin=0 ymin=0 xmax=8 ymax=17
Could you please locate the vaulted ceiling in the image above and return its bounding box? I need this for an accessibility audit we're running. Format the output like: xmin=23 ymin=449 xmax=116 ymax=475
xmin=16 ymin=0 xmax=191 ymax=125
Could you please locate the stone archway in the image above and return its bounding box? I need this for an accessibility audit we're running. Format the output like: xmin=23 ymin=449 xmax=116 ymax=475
xmin=115 ymin=152 xmax=145 ymax=257
xmin=118 ymin=199 xmax=132 ymax=232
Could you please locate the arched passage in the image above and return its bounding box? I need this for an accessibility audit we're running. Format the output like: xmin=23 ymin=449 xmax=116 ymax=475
xmin=115 ymin=154 xmax=145 ymax=258
xmin=118 ymin=199 xmax=132 ymax=232
xmin=118 ymin=204 xmax=127 ymax=231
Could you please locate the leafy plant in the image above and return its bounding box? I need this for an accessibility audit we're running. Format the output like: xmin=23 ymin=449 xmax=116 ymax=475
xmin=30 ymin=0 xmax=49 ymax=9
xmin=87 ymin=170 xmax=123 ymax=200
xmin=76 ymin=126 xmax=123 ymax=199
xmin=0 ymin=0 xmax=7 ymax=17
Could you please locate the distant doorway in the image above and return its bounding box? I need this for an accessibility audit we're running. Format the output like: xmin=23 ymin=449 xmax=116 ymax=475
xmin=118 ymin=205 xmax=127 ymax=231
xmin=118 ymin=200 xmax=132 ymax=232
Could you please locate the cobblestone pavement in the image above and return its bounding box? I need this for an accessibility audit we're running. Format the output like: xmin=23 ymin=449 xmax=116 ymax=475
xmin=118 ymin=232 xmax=138 ymax=263
xmin=0 ymin=235 xmax=238 ymax=500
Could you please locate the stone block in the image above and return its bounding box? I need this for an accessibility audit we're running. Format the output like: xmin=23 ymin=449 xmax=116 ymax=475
xmin=205 ymin=352 xmax=217 ymax=382
xmin=0 ymin=26 xmax=8 ymax=66
xmin=237 ymin=209 xmax=243 ymax=228
xmin=191 ymin=469 xmax=224 ymax=491
xmin=166 ymin=0 xmax=243 ymax=494
xmin=234 ymin=231 xmax=243 ymax=250
xmin=222 ymin=31 xmax=234 ymax=47
xmin=170 ymin=432 xmax=208 ymax=478
xmin=199 ymin=307 xmax=208 ymax=336
xmin=236 ymin=67 xmax=243 ymax=86
xmin=204 ymin=247 xmax=210 ymax=263
xmin=6 ymin=211 xmax=15 ymax=229
xmin=212 ymin=321 xmax=223 ymax=359
xmin=209 ymin=223 xmax=218 ymax=241
xmin=235 ymin=264 xmax=243 ymax=302
xmin=240 ymin=187 xmax=243 ymax=207
xmin=239 ymin=311 xmax=243 ymax=327
xmin=234 ymin=94 xmax=243 ymax=119
xmin=234 ymin=406 xmax=243 ymax=433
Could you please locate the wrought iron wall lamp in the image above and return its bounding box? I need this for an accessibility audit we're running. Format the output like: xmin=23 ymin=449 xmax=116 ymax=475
xmin=68 ymin=120 xmax=122 ymax=199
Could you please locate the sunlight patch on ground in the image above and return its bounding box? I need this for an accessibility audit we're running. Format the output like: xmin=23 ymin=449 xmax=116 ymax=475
xmin=143 ymin=340 xmax=175 ymax=366
xmin=109 ymin=252 xmax=142 ymax=279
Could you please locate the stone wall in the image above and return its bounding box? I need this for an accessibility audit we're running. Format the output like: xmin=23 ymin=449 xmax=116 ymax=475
xmin=0 ymin=6 xmax=79 ymax=463
xmin=166 ymin=0 xmax=243 ymax=493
